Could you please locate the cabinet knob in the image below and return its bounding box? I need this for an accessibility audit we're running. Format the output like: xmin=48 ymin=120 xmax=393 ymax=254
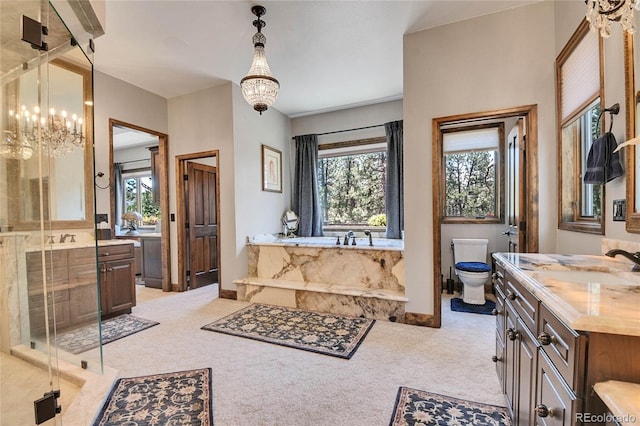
xmin=535 ymin=404 xmax=553 ymax=418
xmin=507 ymin=328 xmax=519 ymax=341
xmin=491 ymin=308 xmax=499 ymax=316
xmin=538 ymin=332 xmax=554 ymax=346
xmin=491 ymin=355 xmax=500 ymax=362
xmin=102 ymin=252 xmax=110 ymax=256
xmin=507 ymin=290 xmax=517 ymax=301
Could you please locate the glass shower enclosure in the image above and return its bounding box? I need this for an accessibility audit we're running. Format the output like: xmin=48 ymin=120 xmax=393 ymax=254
xmin=1 ymin=1 xmax=102 ymax=424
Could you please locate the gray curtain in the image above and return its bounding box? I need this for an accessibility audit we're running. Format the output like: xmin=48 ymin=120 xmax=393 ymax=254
xmin=114 ymin=163 xmax=124 ymax=228
xmin=385 ymin=120 xmax=404 ymax=239
xmin=293 ymin=134 xmax=323 ymax=237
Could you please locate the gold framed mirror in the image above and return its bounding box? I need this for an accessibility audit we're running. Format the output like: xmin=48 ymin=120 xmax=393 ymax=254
xmin=3 ymin=58 xmax=94 ymax=230
xmin=623 ymin=30 xmax=640 ymax=233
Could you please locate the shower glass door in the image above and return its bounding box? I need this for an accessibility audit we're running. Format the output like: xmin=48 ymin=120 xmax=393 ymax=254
xmin=1 ymin=1 xmax=100 ymax=424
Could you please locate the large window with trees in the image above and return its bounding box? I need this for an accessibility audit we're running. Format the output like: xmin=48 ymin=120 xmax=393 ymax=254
xmin=317 ymin=138 xmax=387 ymax=227
xmin=441 ymin=123 xmax=504 ymax=223
xmin=556 ymin=19 xmax=604 ymax=234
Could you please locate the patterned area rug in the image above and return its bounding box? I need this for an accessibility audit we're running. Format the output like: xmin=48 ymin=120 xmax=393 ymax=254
xmin=56 ymin=314 xmax=159 ymax=354
xmin=93 ymin=368 xmax=213 ymax=426
xmin=450 ymin=297 xmax=496 ymax=315
xmin=389 ymin=387 xmax=511 ymax=426
xmin=201 ymin=303 xmax=375 ymax=359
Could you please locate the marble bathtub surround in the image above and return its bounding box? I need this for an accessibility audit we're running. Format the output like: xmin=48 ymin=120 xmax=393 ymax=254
xmin=493 ymin=253 xmax=640 ymax=336
xmin=236 ymin=240 xmax=406 ymax=321
xmin=593 ymin=381 xmax=640 ymax=426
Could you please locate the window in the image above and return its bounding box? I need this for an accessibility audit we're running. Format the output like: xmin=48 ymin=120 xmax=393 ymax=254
xmin=556 ymin=19 xmax=604 ymax=234
xmin=122 ymin=171 xmax=160 ymax=226
xmin=317 ymin=138 xmax=386 ymax=227
xmin=441 ymin=123 xmax=504 ymax=223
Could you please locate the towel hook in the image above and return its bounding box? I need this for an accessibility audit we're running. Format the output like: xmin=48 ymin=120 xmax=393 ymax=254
xmin=596 ymin=103 xmax=619 ymax=134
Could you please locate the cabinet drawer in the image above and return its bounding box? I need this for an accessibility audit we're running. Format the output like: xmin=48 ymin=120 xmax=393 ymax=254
xmin=98 ymin=244 xmax=134 ymax=261
xmin=69 ymin=247 xmax=97 ymax=265
xmin=493 ymin=265 xmax=505 ymax=292
xmin=27 ymin=250 xmax=67 ymax=272
xmin=535 ymin=351 xmax=580 ymax=426
xmin=505 ymin=272 xmax=538 ymax=332
xmin=538 ymin=304 xmax=584 ymax=393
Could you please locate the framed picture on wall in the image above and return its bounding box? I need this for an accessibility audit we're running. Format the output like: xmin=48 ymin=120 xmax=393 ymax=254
xmin=262 ymin=144 xmax=282 ymax=193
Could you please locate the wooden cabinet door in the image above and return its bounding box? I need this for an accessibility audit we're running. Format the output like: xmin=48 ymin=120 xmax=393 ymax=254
xmin=106 ymin=259 xmax=135 ymax=314
xmin=535 ymin=351 xmax=578 ymax=426
xmin=516 ymin=318 xmax=538 ymax=426
xmin=504 ymin=301 xmax=517 ymax=420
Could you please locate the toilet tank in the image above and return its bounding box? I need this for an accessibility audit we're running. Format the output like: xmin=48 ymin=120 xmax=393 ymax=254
xmin=452 ymin=238 xmax=488 ymax=263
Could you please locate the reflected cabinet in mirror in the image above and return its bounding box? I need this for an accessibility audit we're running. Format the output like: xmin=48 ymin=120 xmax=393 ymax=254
xmin=2 ymin=58 xmax=94 ymax=230
xmin=624 ymin=26 xmax=640 ymax=233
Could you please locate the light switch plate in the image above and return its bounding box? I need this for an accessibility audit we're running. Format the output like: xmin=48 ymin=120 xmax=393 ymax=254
xmin=613 ymin=199 xmax=626 ymax=221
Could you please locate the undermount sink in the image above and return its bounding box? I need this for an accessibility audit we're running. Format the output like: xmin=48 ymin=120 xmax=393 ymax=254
xmin=536 ymin=270 xmax=639 ymax=287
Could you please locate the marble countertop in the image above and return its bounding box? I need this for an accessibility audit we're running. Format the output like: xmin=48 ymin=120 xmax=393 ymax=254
xmin=25 ymin=239 xmax=137 ymax=252
xmin=493 ymin=253 xmax=640 ymax=336
xmin=593 ymin=381 xmax=640 ymax=425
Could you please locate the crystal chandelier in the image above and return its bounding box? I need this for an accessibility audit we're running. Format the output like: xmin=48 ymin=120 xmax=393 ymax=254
xmin=240 ymin=5 xmax=279 ymax=115
xmin=1 ymin=105 xmax=84 ymax=160
xmin=586 ymin=0 xmax=640 ymax=38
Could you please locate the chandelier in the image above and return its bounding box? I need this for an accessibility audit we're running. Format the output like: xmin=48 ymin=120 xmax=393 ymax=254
xmin=240 ymin=5 xmax=280 ymax=115
xmin=1 ymin=105 xmax=84 ymax=160
xmin=586 ymin=0 xmax=640 ymax=37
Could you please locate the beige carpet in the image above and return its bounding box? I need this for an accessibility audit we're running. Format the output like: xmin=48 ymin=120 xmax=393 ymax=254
xmin=88 ymin=286 xmax=503 ymax=426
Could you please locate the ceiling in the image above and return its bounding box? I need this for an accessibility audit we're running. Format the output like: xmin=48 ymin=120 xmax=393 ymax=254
xmin=93 ymin=0 xmax=538 ymax=118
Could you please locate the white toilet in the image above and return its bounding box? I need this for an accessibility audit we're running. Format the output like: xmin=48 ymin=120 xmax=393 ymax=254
xmin=452 ymin=238 xmax=491 ymax=305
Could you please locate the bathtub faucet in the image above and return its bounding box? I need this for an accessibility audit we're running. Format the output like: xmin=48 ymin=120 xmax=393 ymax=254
xmin=344 ymin=231 xmax=354 ymax=246
xmin=364 ymin=230 xmax=373 ymax=246
xmin=605 ymin=249 xmax=640 ymax=272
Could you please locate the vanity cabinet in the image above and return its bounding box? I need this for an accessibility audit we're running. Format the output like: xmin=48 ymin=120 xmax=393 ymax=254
xmin=493 ymin=258 xmax=640 ymax=426
xmin=98 ymin=243 xmax=136 ymax=318
xmin=140 ymin=235 xmax=162 ymax=288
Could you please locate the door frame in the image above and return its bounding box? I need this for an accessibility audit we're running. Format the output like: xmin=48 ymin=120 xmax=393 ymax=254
xmin=108 ymin=119 xmax=171 ymax=292
xmin=175 ymin=150 xmax=220 ymax=292
xmin=431 ymin=105 xmax=539 ymax=327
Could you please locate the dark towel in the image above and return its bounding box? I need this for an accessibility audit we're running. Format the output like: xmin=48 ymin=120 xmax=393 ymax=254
xmin=583 ymin=132 xmax=624 ymax=184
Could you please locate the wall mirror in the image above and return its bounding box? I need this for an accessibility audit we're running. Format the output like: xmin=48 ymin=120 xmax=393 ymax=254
xmin=624 ymin=19 xmax=640 ymax=233
xmin=3 ymin=55 xmax=94 ymax=231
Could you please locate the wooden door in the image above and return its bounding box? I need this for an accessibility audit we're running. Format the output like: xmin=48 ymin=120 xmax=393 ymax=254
xmin=505 ymin=118 xmax=527 ymax=253
xmin=187 ymin=161 xmax=218 ymax=289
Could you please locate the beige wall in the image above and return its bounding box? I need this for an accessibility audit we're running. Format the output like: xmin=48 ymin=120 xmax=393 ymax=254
xmin=403 ymin=1 xmax=557 ymax=315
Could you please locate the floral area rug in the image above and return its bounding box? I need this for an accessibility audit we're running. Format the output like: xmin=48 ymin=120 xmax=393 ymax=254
xmin=56 ymin=314 xmax=159 ymax=354
xmin=389 ymin=387 xmax=511 ymax=426
xmin=93 ymin=368 xmax=213 ymax=426
xmin=201 ymin=303 xmax=375 ymax=359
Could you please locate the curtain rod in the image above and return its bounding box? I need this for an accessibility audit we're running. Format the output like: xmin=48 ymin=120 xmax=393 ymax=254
xmin=291 ymin=123 xmax=384 ymax=139
xmin=117 ymin=158 xmax=150 ymax=165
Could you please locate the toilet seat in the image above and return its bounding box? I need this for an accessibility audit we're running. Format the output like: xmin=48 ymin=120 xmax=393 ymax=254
xmin=455 ymin=261 xmax=491 ymax=273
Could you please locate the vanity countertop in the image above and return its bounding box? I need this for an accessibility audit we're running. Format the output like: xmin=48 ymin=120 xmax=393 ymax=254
xmin=25 ymin=239 xmax=137 ymax=252
xmin=593 ymin=381 xmax=640 ymax=425
xmin=493 ymin=253 xmax=640 ymax=337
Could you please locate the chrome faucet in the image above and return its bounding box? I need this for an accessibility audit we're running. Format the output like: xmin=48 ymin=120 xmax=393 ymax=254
xmin=364 ymin=230 xmax=373 ymax=246
xmin=605 ymin=249 xmax=640 ymax=272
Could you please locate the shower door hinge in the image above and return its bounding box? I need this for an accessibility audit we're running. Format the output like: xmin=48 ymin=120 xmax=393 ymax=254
xmin=34 ymin=390 xmax=61 ymax=424
xmin=21 ymin=15 xmax=49 ymax=51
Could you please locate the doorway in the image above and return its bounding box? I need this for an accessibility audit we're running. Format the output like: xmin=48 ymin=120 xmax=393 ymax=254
xmin=175 ymin=151 xmax=221 ymax=292
xmin=431 ymin=105 xmax=539 ymax=327
xmin=108 ymin=119 xmax=171 ymax=291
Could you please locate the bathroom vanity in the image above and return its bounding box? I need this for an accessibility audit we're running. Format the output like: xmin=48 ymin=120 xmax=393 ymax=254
xmin=492 ymin=253 xmax=640 ymax=425
xmin=27 ymin=240 xmax=136 ymax=336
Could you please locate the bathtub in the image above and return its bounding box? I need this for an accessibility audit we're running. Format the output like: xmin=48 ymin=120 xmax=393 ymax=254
xmin=240 ymin=234 xmax=406 ymax=321
xmin=247 ymin=235 xmax=404 ymax=251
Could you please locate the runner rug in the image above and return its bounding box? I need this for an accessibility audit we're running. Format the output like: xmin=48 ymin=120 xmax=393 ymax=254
xmin=389 ymin=387 xmax=511 ymax=426
xmin=93 ymin=368 xmax=213 ymax=426
xmin=201 ymin=303 xmax=375 ymax=359
xmin=56 ymin=314 xmax=159 ymax=354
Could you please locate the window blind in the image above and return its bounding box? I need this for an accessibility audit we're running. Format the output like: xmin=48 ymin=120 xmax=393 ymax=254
xmin=560 ymin=29 xmax=599 ymax=121
xmin=443 ymin=128 xmax=499 ymax=153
